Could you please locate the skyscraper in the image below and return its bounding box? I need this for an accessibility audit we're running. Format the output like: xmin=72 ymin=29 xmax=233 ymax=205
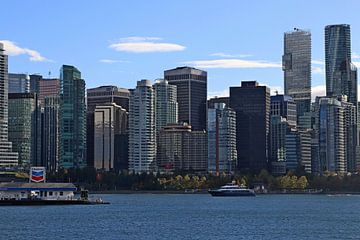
xmin=325 ymin=24 xmax=357 ymax=106
xmin=128 ymin=80 xmax=155 ymax=173
xmin=59 ymin=65 xmax=86 ymax=169
xmin=8 ymin=73 xmax=30 ymax=93
xmin=317 ymin=97 xmax=346 ymax=174
xmin=94 ymin=103 xmax=128 ymax=171
xmin=283 ymin=28 xmax=311 ymax=119
xmin=164 ymin=67 xmax=207 ymax=131
xmin=8 ymin=93 xmax=40 ymax=167
xmin=87 ymin=85 xmax=129 ymax=168
xmin=43 ymin=96 xmax=60 ymax=172
xmin=230 ymin=81 xmax=270 ymax=171
xmin=207 ymin=103 xmax=237 ymax=174
xmin=153 ymin=79 xmax=178 ymax=131
xmin=0 ymin=43 xmax=18 ymax=167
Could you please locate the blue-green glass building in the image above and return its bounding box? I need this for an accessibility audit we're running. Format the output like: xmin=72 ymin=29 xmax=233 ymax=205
xmin=59 ymin=65 xmax=86 ymax=169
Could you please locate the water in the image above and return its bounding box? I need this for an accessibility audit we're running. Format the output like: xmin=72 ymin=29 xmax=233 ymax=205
xmin=1 ymin=194 xmax=360 ymax=239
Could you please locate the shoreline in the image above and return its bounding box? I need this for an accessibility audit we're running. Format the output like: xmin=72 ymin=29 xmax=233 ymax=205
xmin=89 ymin=190 xmax=360 ymax=195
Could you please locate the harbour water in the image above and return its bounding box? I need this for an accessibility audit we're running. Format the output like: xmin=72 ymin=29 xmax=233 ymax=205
xmin=1 ymin=194 xmax=360 ymax=239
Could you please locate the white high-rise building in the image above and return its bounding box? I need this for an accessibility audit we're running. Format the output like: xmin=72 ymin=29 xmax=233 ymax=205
xmin=0 ymin=43 xmax=18 ymax=167
xmin=129 ymin=80 xmax=155 ymax=173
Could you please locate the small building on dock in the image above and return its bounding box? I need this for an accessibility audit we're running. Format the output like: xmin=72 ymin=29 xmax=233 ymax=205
xmin=0 ymin=182 xmax=77 ymax=200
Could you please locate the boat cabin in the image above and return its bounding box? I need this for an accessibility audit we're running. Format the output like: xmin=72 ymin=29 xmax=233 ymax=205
xmin=0 ymin=182 xmax=77 ymax=200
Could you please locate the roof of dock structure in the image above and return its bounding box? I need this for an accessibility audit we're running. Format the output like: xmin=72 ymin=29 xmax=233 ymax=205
xmin=0 ymin=182 xmax=77 ymax=191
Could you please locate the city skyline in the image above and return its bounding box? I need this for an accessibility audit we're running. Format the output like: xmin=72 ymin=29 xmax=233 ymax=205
xmin=1 ymin=1 xmax=360 ymax=100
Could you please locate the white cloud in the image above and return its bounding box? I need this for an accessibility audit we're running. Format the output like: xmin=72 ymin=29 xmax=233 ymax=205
xmin=109 ymin=37 xmax=185 ymax=53
xmin=184 ymin=59 xmax=281 ymax=69
xmin=99 ymin=59 xmax=130 ymax=64
xmin=0 ymin=40 xmax=50 ymax=62
xmin=210 ymin=52 xmax=252 ymax=58
xmin=312 ymin=60 xmax=325 ymax=65
xmin=312 ymin=66 xmax=325 ymax=75
xmin=208 ymin=89 xmax=229 ymax=99
xmin=353 ymin=53 xmax=360 ymax=59
xmin=311 ymin=85 xmax=326 ymax=101
xmin=118 ymin=37 xmax=162 ymax=42
xmin=353 ymin=62 xmax=360 ymax=68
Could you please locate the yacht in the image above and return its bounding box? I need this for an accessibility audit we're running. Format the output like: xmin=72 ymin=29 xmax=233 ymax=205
xmin=208 ymin=182 xmax=256 ymax=197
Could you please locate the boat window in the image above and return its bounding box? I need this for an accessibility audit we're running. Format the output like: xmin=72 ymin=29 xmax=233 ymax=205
xmin=49 ymin=191 xmax=53 ymax=196
xmin=44 ymin=192 xmax=47 ymax=197
xmin=60 ymin=192 xmax=63 ymax=196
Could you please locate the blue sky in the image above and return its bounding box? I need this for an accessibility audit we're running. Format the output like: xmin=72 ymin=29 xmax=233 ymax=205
xmin=1 ymin=0 xmax=360 ymax=99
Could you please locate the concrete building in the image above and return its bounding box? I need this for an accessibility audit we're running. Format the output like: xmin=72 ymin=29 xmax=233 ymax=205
xmin=283 ymin=28 xmax=311 ymax=120
xmin=153 ymin=79 xmax=178 ymax=132
xmin=8 ymin=73 xmax=30 ymax=94
xmin=164 ymin=67 xmax=207 ymax=131
xmin=0 ymin=43 xmax=18 ymax=167
xmin=230 ymin=81 xmax=270 ymax=171
xmin=94 ymin=103 xmax=128 ymax=171
xmin=59 ymin=65 xmax=86 ymax=169
xmin=87 ymin=85 xmax=129 ymax=168
xmin=157 ymin=124 xmax=207 ymax=173
xmin=128 ymin=80 xmax=155 ymax=173
xmin=207 ymin=103 xmax=237 ymax=174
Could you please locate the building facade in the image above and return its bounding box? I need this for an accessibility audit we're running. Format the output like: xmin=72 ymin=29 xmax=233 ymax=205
xmin=8 ymin=93 xmax=40 ymax=168
xmin=94 ymin=103 xmax=128 ymax=171
xmin=0 ymin=43 xmax=18 ymax=167
xmin=128 ymin=80 xmax=155 ymax=173
xmin=283 ymin=28 xmax=312 ymax=119
xmin=87 ymin=85 xmax=129 ymax=168
xmin=317 ymin=97 xmax=346 ymax=174
xmin=153 ymin=79 xmax=178 ymax=131
xmin=230 ymin=81 xmax=270 ymax=171
xmin=59 ymin=65 xmax=87 ymax=169
xmin=164 ymin=67 xmax=207 ymax=131
xmin=207 ymin=103 xmax=237 ymax=174
xmin=157 ymin=124 xmax=207 ymax=173
xmin=43 ymin=96 xmax=60 ymax=172
xmin=8 ymin=73 xmax=30 ymax=94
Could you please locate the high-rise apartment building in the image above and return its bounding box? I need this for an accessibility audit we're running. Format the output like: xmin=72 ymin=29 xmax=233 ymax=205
xmin=164 ymin=67 xmax=207 ymax=131
xmin=317 ymin=97 xmax=346 ymax=174
xmin=128 ymin=80 xmax=155 ymax=173
xmin=94 ymin=103 xmax=128 ymax=171
xmin=157 ymin=124 xmax=207 ymax=173
xmin=283 ymin=28 xmax=311 ymax=119
xmin=87 ymin=85 xmax=129 ymax=167
xmin=8 ymin=73 xmax=30 ymax=94
xmin=153 ymin=79 xmax=178 ymax=131
xmin=59 ymin=65 xmax=86 ymax=169
xmin=8 ymin=93 xmax=40 ymax=167
xmin=230 ymin=81 xmax=270 ymax=171
xmin=207 ymin=103 xmax=237 ymax=174
xmin=0 ymin=43 xmax=18 ymax=167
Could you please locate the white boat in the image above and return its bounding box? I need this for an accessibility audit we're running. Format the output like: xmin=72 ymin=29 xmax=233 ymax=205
xmin=208 ymin=182 xmax=256 ymax=197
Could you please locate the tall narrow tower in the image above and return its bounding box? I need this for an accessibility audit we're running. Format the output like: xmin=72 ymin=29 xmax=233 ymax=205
xmin=0 ymin=43 xmax=18 ymax=166
xmin=283 ymin=28 xmax=311 ymax=119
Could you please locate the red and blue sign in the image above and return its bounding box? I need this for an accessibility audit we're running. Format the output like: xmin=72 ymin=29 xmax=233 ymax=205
xmin=30 ymin=167 xmax=46 ymax=183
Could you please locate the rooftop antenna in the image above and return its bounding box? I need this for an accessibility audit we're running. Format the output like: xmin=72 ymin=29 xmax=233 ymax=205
xmin=48 ymin=71 xmax=51 ymax=78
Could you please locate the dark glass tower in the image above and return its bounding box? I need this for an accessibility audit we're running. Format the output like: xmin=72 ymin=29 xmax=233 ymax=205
xmin=283 ymin=28 xmax=311 ymax=119
xmin=230 ymin=81 xmax=270 ymax=171
xmin=164 ymin=67 xmax=207 ymax=131
xmin=59 ymin=65 xmax=86 ymax=169
xmin=325 ymin=24 xmax=357 ymax=106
